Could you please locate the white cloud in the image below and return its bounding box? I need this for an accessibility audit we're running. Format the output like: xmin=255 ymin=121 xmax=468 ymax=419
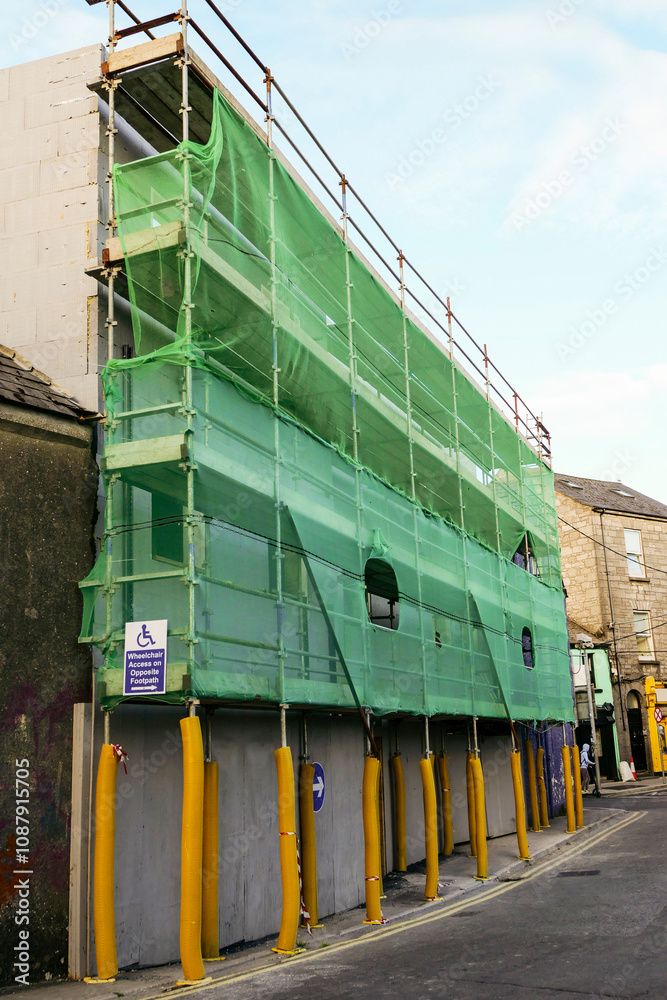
xmin=0 ymin=3 xmax=106 ymax=68
xmin=528 ymin=364 xmax=667 ymax=500
xmin=502 ymin=16 xmax=667 ymax=234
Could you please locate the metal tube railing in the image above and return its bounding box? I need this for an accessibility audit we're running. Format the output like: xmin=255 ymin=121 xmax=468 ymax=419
xmin=101 ymin=0 xmax=552 ymax=464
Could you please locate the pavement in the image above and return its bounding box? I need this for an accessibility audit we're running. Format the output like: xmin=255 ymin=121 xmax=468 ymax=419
xmin=5 ymin=781 xmax=665 ymax=1000
xmin=598 ymin=772 xmax=667 ymax=795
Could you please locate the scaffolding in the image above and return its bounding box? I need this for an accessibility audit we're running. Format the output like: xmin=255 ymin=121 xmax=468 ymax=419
xmin=80 ymin=1 xmax=572 ymax=724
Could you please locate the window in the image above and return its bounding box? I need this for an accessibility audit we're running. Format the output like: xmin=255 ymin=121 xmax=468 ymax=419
xmin=559 ymin=480 xmax=583 ymax=489
xmin=612 ymin=489 xmax=634 ymax=498
xmin=634 ymin=611 xmax=654 ymax=659
xmin=522 ymin=627 xmax=534 ymax=669
xmin=152 ymin=493 xmax=184 ymax=565
xmin=512 ymin=534 xmax=538 ymax=576
xmin=365 ymin=559 xmax=399 ymax=630
xmin=624 ymin=529 xmax=645 ymax=577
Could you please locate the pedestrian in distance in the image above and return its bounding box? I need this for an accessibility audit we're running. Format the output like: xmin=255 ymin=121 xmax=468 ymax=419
xmin=580 ymin=743 xmax=592 ymax=792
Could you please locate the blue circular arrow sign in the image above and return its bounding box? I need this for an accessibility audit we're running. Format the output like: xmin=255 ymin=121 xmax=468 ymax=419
xmin=312 ymin=761 xmax=325 ymax=813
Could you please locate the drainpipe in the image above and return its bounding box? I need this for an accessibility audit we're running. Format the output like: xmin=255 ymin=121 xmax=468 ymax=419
xmin=584 ymin=648 xmax=602 ymax=796
xmin=597 ymin=510 xmax=627 ymax=734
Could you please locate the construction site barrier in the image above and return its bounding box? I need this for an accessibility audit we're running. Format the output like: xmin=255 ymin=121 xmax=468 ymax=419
xmin=201 ymin=760 xmax=219 ymax=959
xmin=437 ymin=751 xmax=454 ymax=856
xmin=390 ymin=753 xmax=407 ymax=872
xmin=536 ymin=747 xmax=550 ymax=828
xmin=88 ymin=745 xmax=120 ymax=982
xmin=571 ymin=745 xmax=584 ymax=828
xmin=362 ymin=756 xmax=383 ymax=924
xmin=273 ymin=746 xmax=300 ymax=952
xmin=179 ymin=716 xmax=205 ymax=982
xmin=561 ymin=745 xmax=576 ymax=834
xmin=510 ymin=749 xmax=531 ymax=860
xmin=524 ymin=739 xmax=541 ymax=833
xmin=471 ymin=758 xmax=488 ymax=879
xmin=299 ymin=762 xmax=320 ymax=928
xmin=420 ymin=758 xmax=439 ymax=899
xmin=466 ymin=751 xmax=477 ymax=857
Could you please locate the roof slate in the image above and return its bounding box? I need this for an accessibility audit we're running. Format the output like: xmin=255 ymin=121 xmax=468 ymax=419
xmin=554 ymin=472 xmax=667 ymax=520
xmin=0 ymin=345 xmax=98 ymax=421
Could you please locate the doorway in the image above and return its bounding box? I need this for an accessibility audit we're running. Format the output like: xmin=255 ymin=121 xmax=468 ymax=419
xmin=627 ymin=690 xmax=647 ymax=771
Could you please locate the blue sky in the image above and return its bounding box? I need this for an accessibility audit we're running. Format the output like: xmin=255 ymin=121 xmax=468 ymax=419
xmin=3 ymin=1 xmax=667 ymax=500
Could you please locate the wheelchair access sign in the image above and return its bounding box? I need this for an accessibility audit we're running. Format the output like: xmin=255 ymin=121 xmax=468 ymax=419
xmin=123 ymin=620 xmax=168 ymax=696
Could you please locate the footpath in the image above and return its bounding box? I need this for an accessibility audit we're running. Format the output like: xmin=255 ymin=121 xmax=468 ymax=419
xmin=4 ymin=781 xmax=664 ymax=1000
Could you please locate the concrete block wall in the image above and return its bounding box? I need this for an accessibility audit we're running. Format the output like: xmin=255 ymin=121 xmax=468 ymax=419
xmin=0 ymin=45 xmax=103 ymax=409
xmin=89 ymin=707 xmax=522 ymax=973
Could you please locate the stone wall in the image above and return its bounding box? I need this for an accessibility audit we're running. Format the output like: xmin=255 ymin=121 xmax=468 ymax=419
xmin=557 ymin=490 xmax=667 ymax=771
xmin=0 ymin=406 xmax=97 ymax=987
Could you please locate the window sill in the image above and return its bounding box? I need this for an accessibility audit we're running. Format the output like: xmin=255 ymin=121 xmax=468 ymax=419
xmin=638 ymin=657 xmax=660 ymax=665
xmin=629 ymin=576 xmax=649 ymax=583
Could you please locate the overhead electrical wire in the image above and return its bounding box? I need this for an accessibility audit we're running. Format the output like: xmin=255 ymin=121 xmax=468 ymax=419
xmin=105 ymin=513 xmax=564 ymax=654
xmin=558 ymin=515 xmax=667 ymax=579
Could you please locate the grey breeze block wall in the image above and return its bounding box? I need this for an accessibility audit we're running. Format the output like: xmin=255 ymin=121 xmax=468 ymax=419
xmin=0 ymin=44 xmax=149 ymax=414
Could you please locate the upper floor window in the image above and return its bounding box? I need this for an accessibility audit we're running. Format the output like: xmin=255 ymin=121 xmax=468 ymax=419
xmin=634 ymin=611 xmax=654 ymax=660
xmin=624 ymin=528 xmax=645 ymax=578
xmin=365 ymin=559 xmax=399 ymax=631
xmin=522 ymin=627 xmax=535 ymax=669
xmin=512 ymin=534 xmax=538 ymax=576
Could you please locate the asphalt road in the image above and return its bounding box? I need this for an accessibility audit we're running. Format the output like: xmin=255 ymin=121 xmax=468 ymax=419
xmin=188 ymin=795 xmax=667 ymax=1000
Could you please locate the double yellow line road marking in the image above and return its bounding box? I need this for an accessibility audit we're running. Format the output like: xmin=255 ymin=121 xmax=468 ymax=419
xmin=155 ymin=809 xmax=644 ymax=998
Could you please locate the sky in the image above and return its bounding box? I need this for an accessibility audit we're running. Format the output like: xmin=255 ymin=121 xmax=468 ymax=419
xmin=3 ymin=0 xmax=667 ymax=501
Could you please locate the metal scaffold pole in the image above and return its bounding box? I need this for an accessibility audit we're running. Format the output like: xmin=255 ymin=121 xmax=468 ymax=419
xmin=265 ymin=70 xmax=286 ymax=703
xmin=102 ymin=0 xmax=118 ymax=658
xmin=398 ymin=250 xmax=429 ymax=713
xmin=483 ymin=343 xmax=502 ymax=554
xmin=341 ymin=176 xmax=370 ymax=707
xmin=177 ymin=2 xmax=198 ymax=681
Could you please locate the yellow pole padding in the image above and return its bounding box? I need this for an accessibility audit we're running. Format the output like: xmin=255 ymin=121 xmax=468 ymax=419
xmin=523 ymin=740 xmax=541 ymax=833
xmin=180 ymin=716 xmax=205 ymax=982
xmin=273 ymin=746 xmax=300 ymax=953
xmin=299 ymin=762 xmax=320 ymax=928
xmin=362 ymin=756 xmax=383 ymax=924
xmin=389 ymin=754 xmax=407 ymax=872
xmin=471 ymin=758 xmax=488 ymax=880
xmin=536 ymin=748 xmax=550 ymax=828
xmin=375 ymin=764 xmax=384 ymax=898
xmin=571 ymin=745 xmax=584 ymax=829
xmin=420 ymin=758 xmax=439 ymax=899
xmin=437 ymin=752 xmax=454 ymax=857
xmin=561 ymin=745 xmax=576 ymax=833
xmin=466 ymin=752 xmax=477 ymax=857
xmin=510 ymin=749 xmax=531 ymax=860
xmin=90 ymin=744 xmax=120 ymax=981
xmin=201 ymin=760 xmax=219 ymax=959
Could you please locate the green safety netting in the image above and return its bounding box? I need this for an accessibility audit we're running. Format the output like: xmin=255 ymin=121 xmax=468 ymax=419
xmin=80 ymin=87 xmax=573 ymax=722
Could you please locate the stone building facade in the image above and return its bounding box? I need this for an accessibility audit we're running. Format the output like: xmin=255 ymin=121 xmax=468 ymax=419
xmin=556 ymin=474 xmax=667 ymax=773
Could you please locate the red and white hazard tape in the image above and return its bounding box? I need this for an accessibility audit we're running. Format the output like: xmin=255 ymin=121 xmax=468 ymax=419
xmin=296 ymin=837 xmax=311 ymax=934
xmin=111 ymin=744 xmax=128 ymax=774
xmin=279 ymin=832 xmax=311 ymax=935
